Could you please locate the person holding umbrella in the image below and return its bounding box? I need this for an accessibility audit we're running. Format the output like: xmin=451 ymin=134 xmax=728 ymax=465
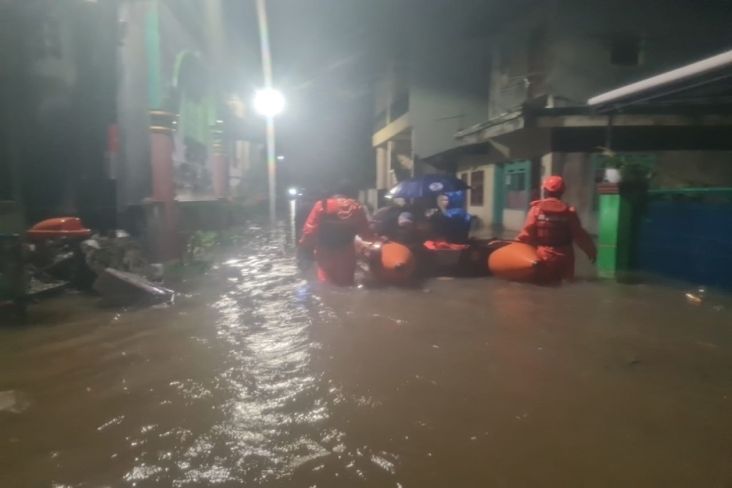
xmin=425 ymin=193 xmax=472 ymax=243
xmin=387 ymin=175 xmax=472 ymax=243
xmin=387 ymin=174 xmax=470 ymax=201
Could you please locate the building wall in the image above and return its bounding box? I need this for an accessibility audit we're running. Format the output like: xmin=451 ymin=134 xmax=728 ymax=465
xmin=118 ymin=0 xmax=235 ymax=206
xmin=455 ymin=150 xmax=596 ymax=234
xmin=546 ymin=0 xmax=732 ymax=105
xmin=117 ymin=1 xmax=153 ymax=208
xmin=487 ymin=6 xmax=551 ymax=118
xmin=502 ymin=207 xmax=527 ymax=233
xmin=455 ymin=0 xmax=732 ymax=236
xmin=0 ymin=0 xmax=117 ymax=224
xmin=554 ymin=152 xmax=599 ymax=234
xmin=370 ymin=33 xmax=490 ymax=191
xmin=653 ymin=151 xmax=732 ymax=189
xmin=481 ymin=0 xmax=732 ymax=112
xmin=410 ymin=38 xmax=491 ymax=161
xmin=457 ymin=156 xmax=495 ymax=232
xmin=371 ymin=65 xmax=412 ymax=192
xmin=547 ymin=150 xmax=732 ymax=238
xmin=372 ymin=74 xmax=391 ymax=124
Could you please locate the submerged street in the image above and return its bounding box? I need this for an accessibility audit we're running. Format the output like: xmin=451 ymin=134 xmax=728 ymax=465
xmin=2 ymin=0 xmax=732 ymax=486
xmin=2 ymin=228 xmax=732 ymax=487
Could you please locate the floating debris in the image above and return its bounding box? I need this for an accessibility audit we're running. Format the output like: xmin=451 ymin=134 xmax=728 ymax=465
xmin=685 ymin=287 xmax=706 ymax=305
xmin=94 ymin=268 xmax=174 ymax=307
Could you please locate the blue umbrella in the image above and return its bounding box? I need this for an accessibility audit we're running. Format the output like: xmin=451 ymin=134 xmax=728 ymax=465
xmin=387 ymin=174 xmax=469 ymax=199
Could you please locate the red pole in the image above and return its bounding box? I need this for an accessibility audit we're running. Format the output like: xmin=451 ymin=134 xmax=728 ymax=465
xmin=149 ymin=110 xmax=178 ymax=260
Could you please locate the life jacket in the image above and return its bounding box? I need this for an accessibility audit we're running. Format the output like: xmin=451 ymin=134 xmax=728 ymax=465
xmin=317 ymin=197 xmax=359 ymax=248
xmin=533 ymin=199 xmax=573 ymax=247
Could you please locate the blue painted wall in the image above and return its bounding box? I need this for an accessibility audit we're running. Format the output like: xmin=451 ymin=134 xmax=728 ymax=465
xmin=636 ymin=199 xmax=732 ymax=289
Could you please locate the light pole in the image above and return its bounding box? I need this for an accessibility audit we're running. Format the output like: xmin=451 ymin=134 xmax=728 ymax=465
xmin=254 ymin=0 xmax=283 ymax=224
xmin=253 ymin=88 xmax=285 ymax=223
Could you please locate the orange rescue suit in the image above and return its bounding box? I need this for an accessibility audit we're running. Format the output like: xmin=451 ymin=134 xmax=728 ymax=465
xmin=299 ymin=196 xmax=374 ymax=286
xmin=517 ymin=198 xmax=597 ymax=282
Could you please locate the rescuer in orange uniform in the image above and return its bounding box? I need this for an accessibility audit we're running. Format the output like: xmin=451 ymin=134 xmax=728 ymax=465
xmin=299 ymin=183 xmax=374 ymax=286
xmin=517 ymin=176 xmax=597 ymax=283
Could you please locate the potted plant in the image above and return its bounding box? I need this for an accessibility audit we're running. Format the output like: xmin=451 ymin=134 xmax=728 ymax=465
xmin=620 ymin=159 xmax=654 ymax=185
xmin=597 ymin=147 xmax=624 ymax=183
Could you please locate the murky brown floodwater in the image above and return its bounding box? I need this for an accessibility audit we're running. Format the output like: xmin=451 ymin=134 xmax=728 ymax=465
xmin=2 ymin=228 xmax=732 ymax=487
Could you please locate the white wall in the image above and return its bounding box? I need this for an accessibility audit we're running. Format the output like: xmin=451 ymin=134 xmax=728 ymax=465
xmin=458 ymin=157 xmax=495 ymax=232
xmin=556 ymin=152 xmax=599 ymax=235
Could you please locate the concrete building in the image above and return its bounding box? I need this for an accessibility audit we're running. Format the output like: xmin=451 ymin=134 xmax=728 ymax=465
xmin=115 ymin=0 xmax=265 ymax=258
xmin=0 ymin=0 xmax=264 ymax=246
xmin=0 ymin=0 xmax=118 ymax=232
xmin=366 ymin=3 xmax=495 ymax=210
xmin=377 ymin=0 xmax=732 ymax=237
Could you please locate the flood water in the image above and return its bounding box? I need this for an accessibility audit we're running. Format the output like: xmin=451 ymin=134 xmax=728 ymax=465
xmin=2 ymin=228 xmax=732 ymax=487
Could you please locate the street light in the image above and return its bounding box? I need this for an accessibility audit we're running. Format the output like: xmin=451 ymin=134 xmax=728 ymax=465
xmin=253 ymin=88 xmax=285 ymax=118
xmin=254 ymin=0 xmax=281 ymax=224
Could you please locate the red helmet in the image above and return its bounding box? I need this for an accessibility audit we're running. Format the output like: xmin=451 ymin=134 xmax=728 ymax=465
xmin=543 ymin=175 xmax=565 ymax=194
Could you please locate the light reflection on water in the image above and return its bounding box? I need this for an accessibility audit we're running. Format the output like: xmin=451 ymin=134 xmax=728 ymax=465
xmin=167 ymin=232 xmax=354 ymax=486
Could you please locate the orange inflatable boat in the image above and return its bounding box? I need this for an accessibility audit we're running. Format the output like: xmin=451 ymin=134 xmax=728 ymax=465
xmin=487 ymin=242 xmax=541 ymax=282
xmin=422 ymin=239 xmax=508 ymax=277
xmin=356 ymin=240 xmax=416 ymax=285
xmin=378 ymin=242 xmax=416 ymax=284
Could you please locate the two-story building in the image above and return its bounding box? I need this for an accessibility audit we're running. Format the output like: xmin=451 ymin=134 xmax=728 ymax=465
xmin=365 ymin=1 xmax=499 ymax=210
xmin=370 ymin=0 xmax=732 ymax=237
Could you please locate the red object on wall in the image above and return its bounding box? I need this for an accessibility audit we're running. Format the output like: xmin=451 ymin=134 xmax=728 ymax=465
xmin=27 ymin=217 xmax=92 ymax=240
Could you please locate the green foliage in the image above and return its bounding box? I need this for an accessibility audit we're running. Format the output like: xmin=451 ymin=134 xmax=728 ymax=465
xmin=596 ymin=148 xmax=655 ymax=183
xmin=184 ymin=230 xmax=220 ymax=264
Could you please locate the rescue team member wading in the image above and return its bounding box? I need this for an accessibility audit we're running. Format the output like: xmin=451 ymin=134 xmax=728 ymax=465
xmin=517 ymin=175 xmax=597 ymax=283
xmin=299 ymin=183 xmax=375 ymax=286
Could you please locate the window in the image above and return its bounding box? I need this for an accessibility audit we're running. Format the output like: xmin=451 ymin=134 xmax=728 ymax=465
xmin=610 ymin=36 xmax=641 ymax=66
xmin=470 ymin=171 xmax=484 ymax=206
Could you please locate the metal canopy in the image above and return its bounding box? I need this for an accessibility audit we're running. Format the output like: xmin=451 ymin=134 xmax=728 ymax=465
xmin=588 ymin=50 xmax=732 ymax=111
